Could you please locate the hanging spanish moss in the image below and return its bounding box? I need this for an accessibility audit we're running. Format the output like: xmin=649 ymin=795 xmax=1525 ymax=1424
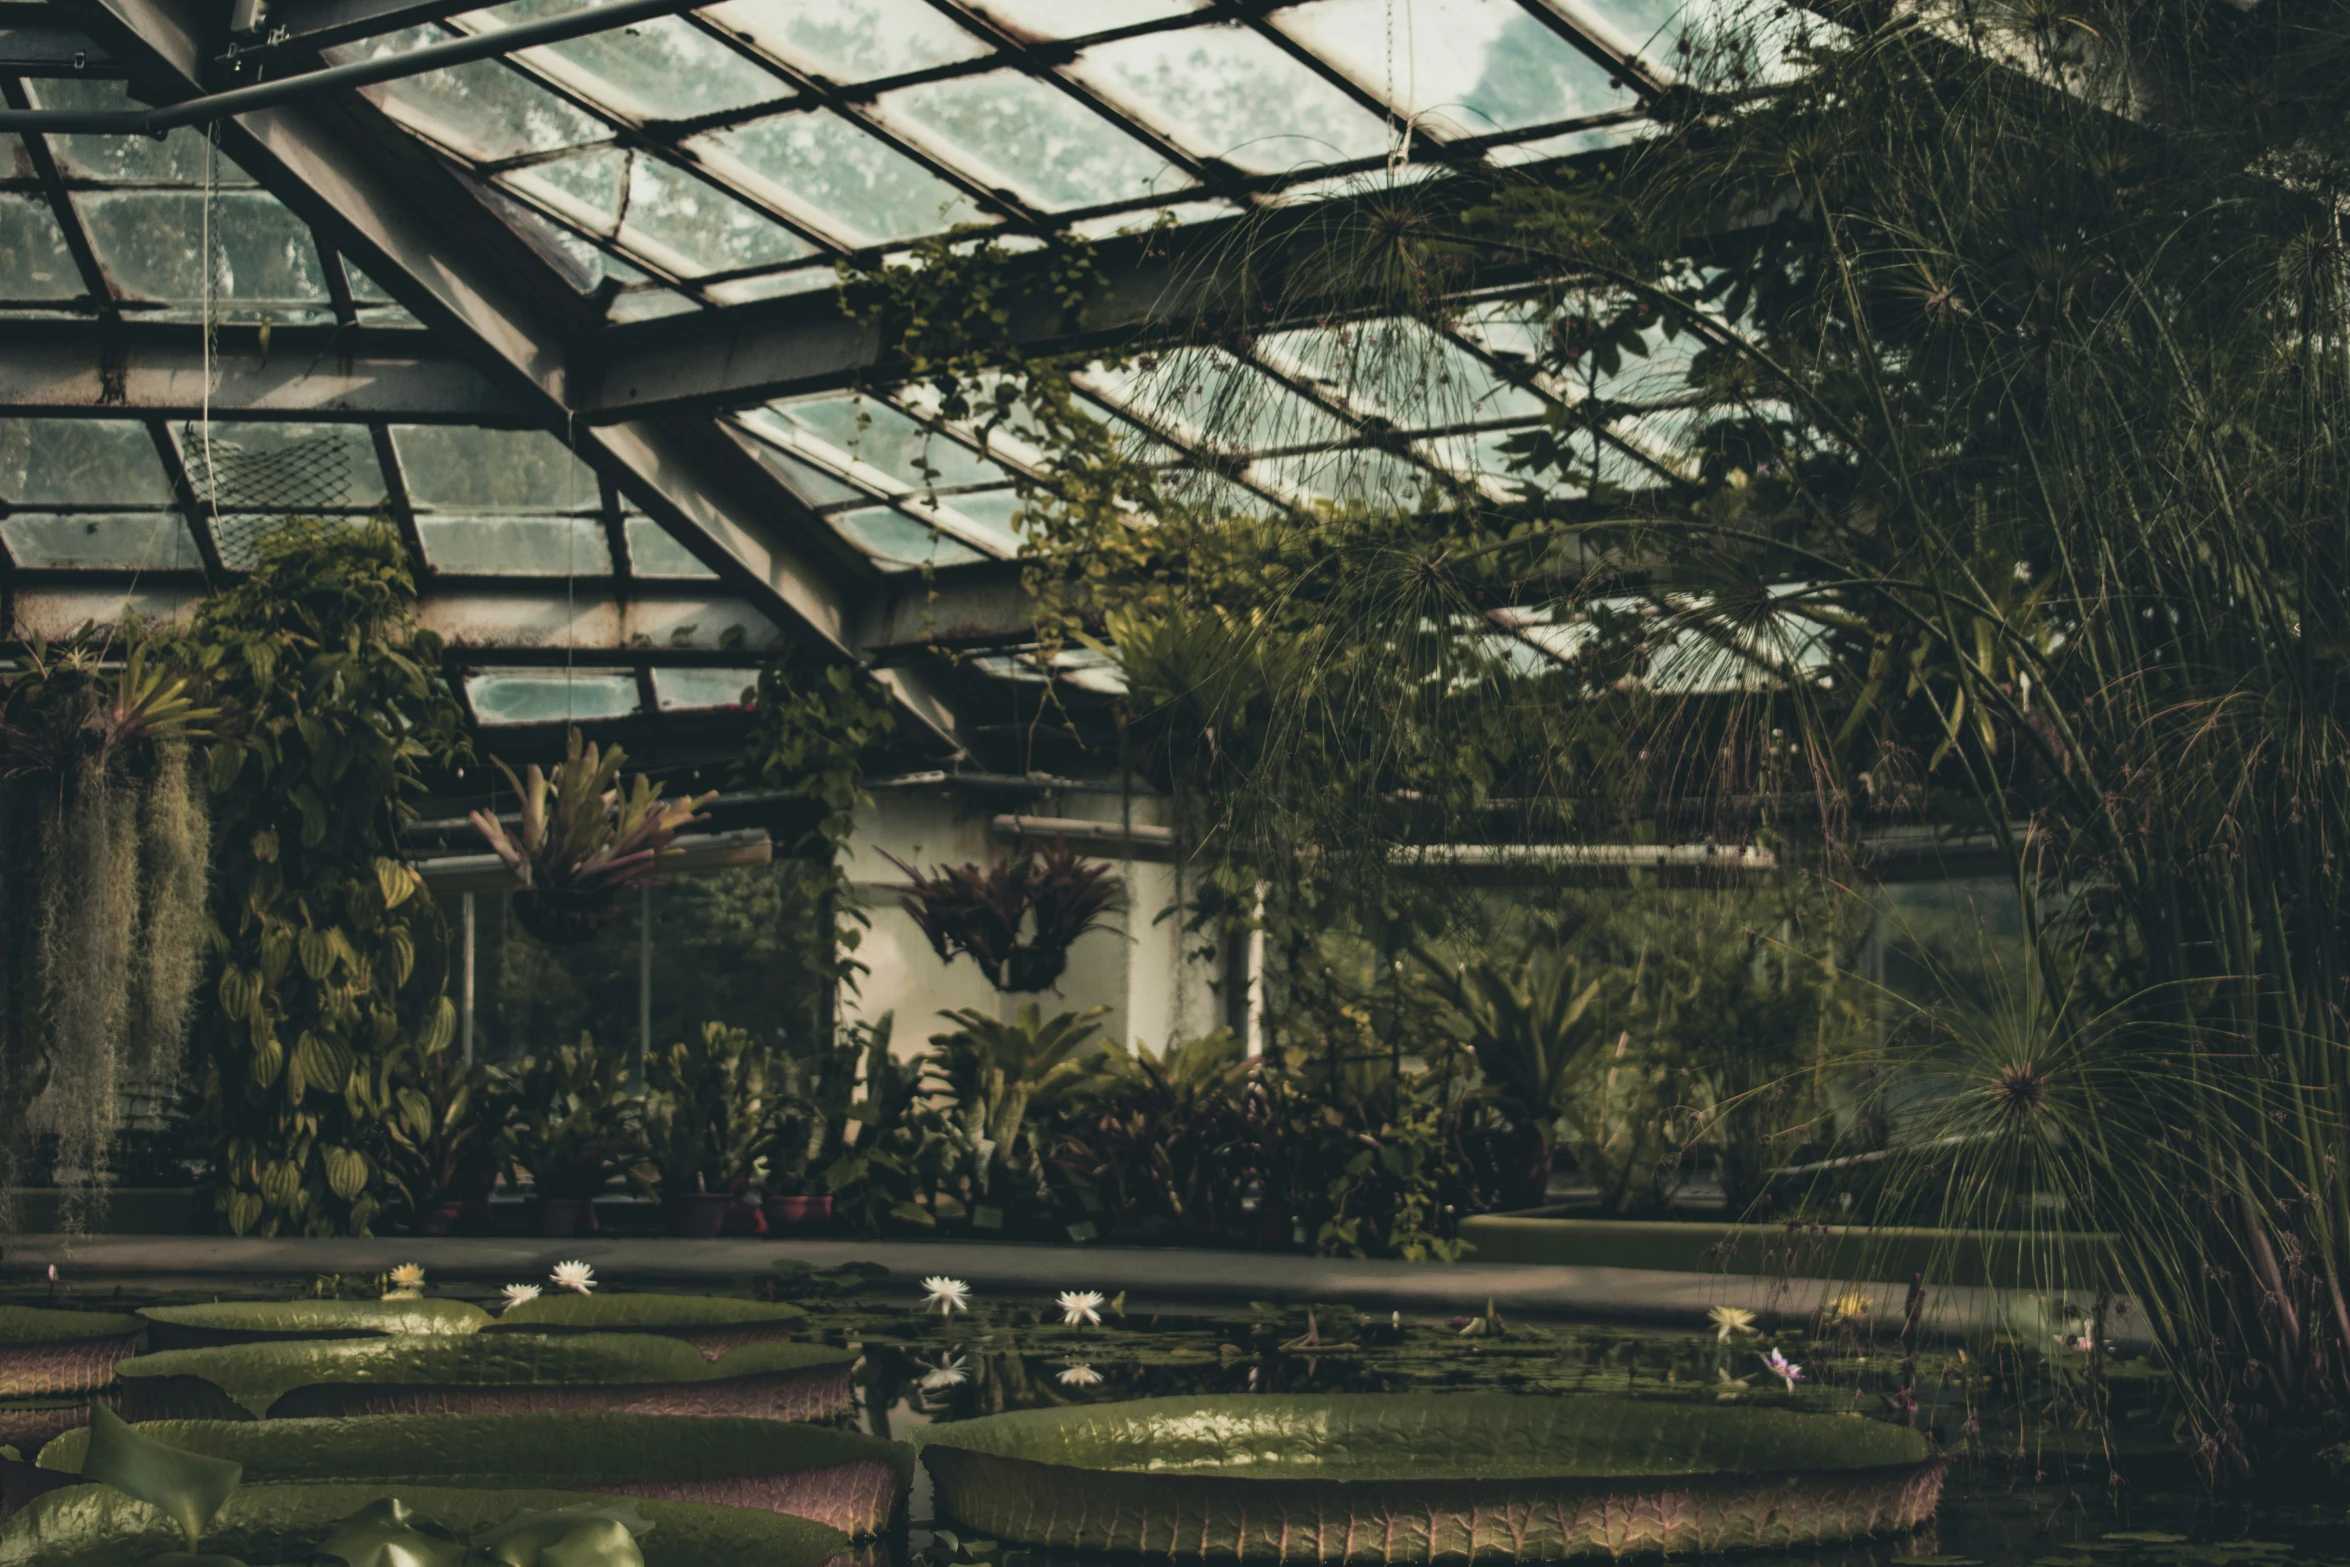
xmin=0 ymin=634 xmax=214 ymax=1231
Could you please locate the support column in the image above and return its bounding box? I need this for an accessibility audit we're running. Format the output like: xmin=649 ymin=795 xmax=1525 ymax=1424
xmin=460 ymin=891 xmax=476 ymax=1065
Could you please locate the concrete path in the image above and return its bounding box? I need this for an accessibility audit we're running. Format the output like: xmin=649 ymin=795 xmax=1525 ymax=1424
xmin=0 ymin=1233 xmax=2117 ymax=1343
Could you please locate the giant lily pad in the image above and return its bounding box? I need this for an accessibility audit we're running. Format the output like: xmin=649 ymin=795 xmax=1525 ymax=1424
xmin=39 ymin=1415 xmax=909 ymax=1539
xmin=114 ymin=1336 xmax=855 ymax=1424
xmin=917 ymin=1394 xmax=1944 ymax=1561
xmin=488 ymin=1294 xmax=806 ymax=1360
xmin=0 ymin=1479 xmax=846 ymax=1567
xmin=140 ymin=1300 xmax=490 ymax=1351
xmin=0 ymin=1309 xmax=142 ymax=1399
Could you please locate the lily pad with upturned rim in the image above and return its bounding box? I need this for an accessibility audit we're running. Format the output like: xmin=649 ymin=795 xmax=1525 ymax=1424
xmin=487 ymin=1293 xmax=807 ymax=1360
xmin=0 ymin=1479 xmax=847 ymax=1567
xmin=138 ymin=1300 xmax=491 ymax=1351
xmin=917 ymin=1393 xmax=1945 ymax=1561
xmin=112 ymin=1335 xmax=856 ymax=1424
xmin=0 ymin=1310 xmax=143 ymax=1400
xmin=37 ymin=1414 xmax=910 ymax=1538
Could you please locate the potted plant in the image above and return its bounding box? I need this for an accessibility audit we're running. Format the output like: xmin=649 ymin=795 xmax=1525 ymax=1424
xmin=494 ymin=1033 xmax=642 ymax=1236
xmin=359 ymin=1014 xmax=509 ymax=1236
xmin=883 ymin=842 xmax=1120 ymax=993
xmin=757 ymin=1051 xmax=829 ymax=1230
xmin=924 ymin=1003 xmax=1109 ymax=1234
xmin=643 ymin=1022 xmax=774 ymax=1237
xmin=469 ymin=726 xmax=714 ymax=945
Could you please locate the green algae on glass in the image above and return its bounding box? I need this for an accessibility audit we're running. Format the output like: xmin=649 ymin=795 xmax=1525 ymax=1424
xmin=139 ymin=1299 xmax=491 ymax=1349
xmin=112 ymin=1335 xmax=856 ymax=1421
xmin=0 ymin=1480 xmax=847 ymax=1567
xmin=918 ymin=1393 xmax=1944 ymax=1561
xmin=39 ymin=1414 xmax=911 ymax=1539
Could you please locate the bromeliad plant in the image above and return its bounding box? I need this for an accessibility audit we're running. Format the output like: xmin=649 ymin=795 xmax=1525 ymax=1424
xmin=923 ymin=1004 xmax=1109 ymax=1217
xmin=470 ymin=727 xmax=715 ymax=946
xmin=884 ymin=844 xmax=1120 ymax=993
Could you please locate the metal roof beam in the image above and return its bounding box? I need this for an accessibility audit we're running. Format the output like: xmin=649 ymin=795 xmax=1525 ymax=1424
xmin=0 ymin=320 xmax=529 ymax=422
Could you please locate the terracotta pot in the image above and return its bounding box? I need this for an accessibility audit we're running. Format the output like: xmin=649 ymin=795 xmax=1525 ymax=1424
xmin=721 ymin=1196 xmax=766 ymax=1237
xmin=535 ymin=1197 xmax=595 ymax=1237
xmin=664 ymin=1192 xmax=732 ymax=1238
xmin=512 ymin=887 xmax=622 ymax=946
xmin=762 ymin=1193 xmax=832 ymax=1230
xmin=417 ymin=1201 xmax=466 ymax=1237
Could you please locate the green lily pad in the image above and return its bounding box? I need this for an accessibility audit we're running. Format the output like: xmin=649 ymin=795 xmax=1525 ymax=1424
xmin=917 ymin=1394 xmax=1944 ymax=1561
xmin=139 ymin=1301 xmax=491 ymax=1352
xmin=0 ymin=1481 xmax=846 ymax=1567
xmin=487 ymin=1296 xmax=805 ymax=1360
xmin=40 ymin=1415 xmax=910 ymax=1539
xmin=114 ymin=1336 xmax=855 ymax=1423
xmin=77 ymin=1405 xmax=242 ymax=1552
xmin=0 ymin=1310 xmax=144 ymax=1400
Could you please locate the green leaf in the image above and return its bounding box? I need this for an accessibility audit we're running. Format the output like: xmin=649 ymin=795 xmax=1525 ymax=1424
xmin=0 ymin=1483 xmax=845 ymax=1567
xmin=489 ymin=1293 xmax=805 ymax=1339
xmin=77 ymin=1404 xmax=244 ymax=1552
xmin=138 ymin=1299 xmax=487 ymax=1352
xmin=916 ymin=1394 xmax=1941 ymax=1560
xmin=113 ymin=1337 xmax=856 ymax=1421
xmin=317 ymin=1497 xmax=470 ymax=1567
xmin=38 ymin=1415 xmax=909 ymax=1542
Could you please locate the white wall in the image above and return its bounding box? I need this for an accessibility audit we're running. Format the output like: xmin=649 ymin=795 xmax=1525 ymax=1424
xmin=838 ymin=787 xmax=1222 ymax=1060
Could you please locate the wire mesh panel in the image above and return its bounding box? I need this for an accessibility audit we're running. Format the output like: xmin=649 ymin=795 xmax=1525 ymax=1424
xmin=178 ymin=422 xmax=355 ymax=569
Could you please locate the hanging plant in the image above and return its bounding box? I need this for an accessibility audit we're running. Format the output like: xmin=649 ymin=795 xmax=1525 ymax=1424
xmin=469 ymin=727 xmax=714 ymax=946
xmin=883 ymin=843 xmax=1120 ymax=993
xmin=0 ymin=628 xmax=215 ymax=1231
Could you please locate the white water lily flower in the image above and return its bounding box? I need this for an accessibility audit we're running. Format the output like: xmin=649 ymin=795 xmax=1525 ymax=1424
xmin=550 ymin=1260 xmax=596 ymax=1294
xmin=1709 ymin=1305 xmax=1757 ymax=1342
xmin=1057 ymin=1364 xmax=1103 ymax=1387
xmin=501 ymin=1283 xmax=543 ymax=1313
xmin=921 ymin=1276 xmax=971 ymax=1316
xmin=388 ymin=1263 xmax=426 ymax=1291
xmin=1057 ymin=1290 xmax=1105 ymax=1328
xmin=921 ymin=1354 xmax=969 ymax=1391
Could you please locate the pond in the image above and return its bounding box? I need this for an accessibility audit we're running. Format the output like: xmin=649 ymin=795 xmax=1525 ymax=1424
xmin=4 ymin=1265 xmax=2345 ymax=1567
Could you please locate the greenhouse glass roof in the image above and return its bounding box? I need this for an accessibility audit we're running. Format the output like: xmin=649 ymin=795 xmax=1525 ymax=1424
xmin=0 ymin=0 xmax=1712 ymax=754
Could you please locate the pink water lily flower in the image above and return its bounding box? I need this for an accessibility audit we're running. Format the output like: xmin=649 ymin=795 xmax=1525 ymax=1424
xmin=1760 ymin=1348 xmax=1804 ymax=1391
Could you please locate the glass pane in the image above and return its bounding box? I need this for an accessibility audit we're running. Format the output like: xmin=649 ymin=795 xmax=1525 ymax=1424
xmin=898 ymin=492 xmax=1014 ymax=553
xmin=1 ymin=512 xmax=201 ymax=570
xmin=348 ymin=29 xmax=608 ymax=160
xmin=393 ymin=425 xmax=599 ymax=509
xmin=1068 ymin=23 xmax=1390 ymax=174
xmin=1084 ymin=349 xmax=1351 ymax=452
xmin=26 ymin=79 xmax=249 ymax=184
xmin=963 ymin=0 xmax=1204 ymax=36
xmin=701 ymin=0 xmax=991 ymax=83
xmin=1256 ymin=320 xmax=1545 ymax=425
xmin=183 ymin=422 xmax=386 ymax=508
xmin=419 ymin=514 xmax=613 ymax=573
xmin=1250 ymin=445 xmax=1436 ymax=506
xmin=873 ymin=70 xmax=1188 ymax=211
xmin=748 ymin=396 xmax=1006 ymax=488
xmin=731 ymin=429 xmax=871 ymax=506
xmin=75 ymin=192 xmax=329 ymax=313
xmin=464 ymin=669 xmax=641 ymax=724
xmin=2 ymin=195 xmax=82 ymax=300
xmin=704 ymin=266 xmax=834 ymax=305
xmin=652 ymin=667 xmax=760 ymax=710
xmin=497 ymin=6 xmax=787 ymax=122
xmin=830 ymin=504 xmax=987 ymax=569
xmin=0 ymin=420 xmax=172 ymax=505
xmin=934 ymin=487 xmax=1024 ymax=544
xmin=693 ymin=109 xmax=989 ymax=246
xmin=624 ymin=515 xmax=719 ymax=577
xmin=607 ymin=289 xmax=700 ymax=322
xmin=619 ymin=157 xmax=812 ymax=276
xmin=1275 ymin=0 xmax=1634 ymax=137
xmin=514 ymin=146 xmax=630 ymax=231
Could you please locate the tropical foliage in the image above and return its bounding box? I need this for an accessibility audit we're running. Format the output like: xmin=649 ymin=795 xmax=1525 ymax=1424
xmin=183 ymin=521 xmax=467 ymax=1237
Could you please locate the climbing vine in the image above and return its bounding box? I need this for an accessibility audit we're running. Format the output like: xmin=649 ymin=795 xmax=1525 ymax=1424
xmin=183 ymin=520 xmax=470 ymax=1236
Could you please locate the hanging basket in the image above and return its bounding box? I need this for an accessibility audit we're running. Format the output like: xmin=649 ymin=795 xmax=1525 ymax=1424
xmin=512 ymin=886 xmax=624 ymax=946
